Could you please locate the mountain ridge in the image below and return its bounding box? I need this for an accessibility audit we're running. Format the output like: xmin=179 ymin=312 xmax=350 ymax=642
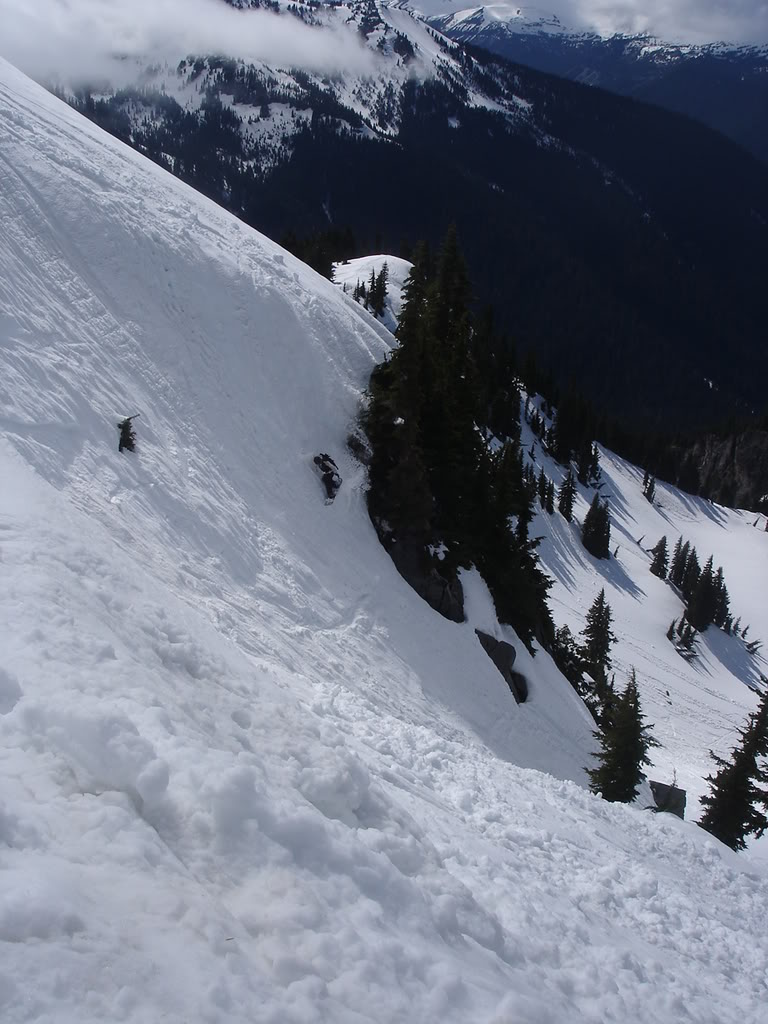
xmin=424 ymin=4 xmax=768 ymax=161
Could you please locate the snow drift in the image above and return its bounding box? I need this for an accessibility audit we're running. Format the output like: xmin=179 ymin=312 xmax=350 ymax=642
xmin=1 ymin=58 xmax=768 ymax=1024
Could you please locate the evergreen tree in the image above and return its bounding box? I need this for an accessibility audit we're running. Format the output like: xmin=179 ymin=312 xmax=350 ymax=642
xmin=383 ymin=419 xmax=434 ymax=541
xmin=644 ymin=475 xmax=656 ymax=504
xmin=557 ymin=470 xmax=576 ymax=522
xmin=699 ymin=690 xmax=768 ymax=851
xmin=680 ymin=621 xmax=697 ymax=652
xmin=581 ymin=589 xmax=616 ymax=686
xmin=686 ymin=555 xmax=717 ymax=631
xmin=545 ymin=479 xmax=555 ymax=515
xmin=551 ymin=624 xmax=585 ymax=691
xmin=581 ymin=494 xmax=611 ymax=559
xmin=537 ymin=466 xmax=547 ymax=507
xmin=587 ymin=669 xmax=659 ymax=803
xmin=649 ymin=536 xmax=668 ymax=579
xmin=668 ymin=537 xmax=687 ymax=588
xmin=681 ymin=547 xmax=701 ymax=602
xmin=418 ymin=228 xmax=483 ymax=564
xmin=713 ymin=566 xmax=730 ymax=628
xmin=478 ymin=443 xmax=553 ymax=650
xmin=363 ymin=230 xmax=553 ymax=650
xmin=368 ymin=262 xmax=389 ymax=317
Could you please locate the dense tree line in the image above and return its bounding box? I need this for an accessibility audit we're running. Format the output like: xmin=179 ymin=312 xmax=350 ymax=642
xmin=363 ymin=230 xmax=552 ymax=649
xmin=653 ymin=535 xmax=734 ymax=634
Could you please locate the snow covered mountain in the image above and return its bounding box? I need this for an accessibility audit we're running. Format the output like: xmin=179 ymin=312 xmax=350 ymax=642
xmin=2 ymin=56 xmax=768 ymax=1023
xmin=422 ymin=4 xmax=768 ymax=162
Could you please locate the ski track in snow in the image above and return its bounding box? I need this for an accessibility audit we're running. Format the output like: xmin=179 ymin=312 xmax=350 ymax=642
xmin=1 ymin=58 xmax=768 ymax=1024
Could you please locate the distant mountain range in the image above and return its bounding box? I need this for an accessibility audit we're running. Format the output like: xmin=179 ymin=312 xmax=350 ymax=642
xmin=60 ymin=1 xmax=768 ymax=437
xmin=420 ymin=4 xmax=768 ymax=162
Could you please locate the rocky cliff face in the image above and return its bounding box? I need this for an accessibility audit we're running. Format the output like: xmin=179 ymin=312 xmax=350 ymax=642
xmin=687 ymin=429 xmax=768 ymax=511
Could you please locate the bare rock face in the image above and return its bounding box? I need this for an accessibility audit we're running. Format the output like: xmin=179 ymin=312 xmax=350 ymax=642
xmin=685 ymin=428 xmax=768 ymax=511
xmin=387 ymin=539 xmax=465 ymax=624
xmin=475 ymin=630 xmax=528 ymax=704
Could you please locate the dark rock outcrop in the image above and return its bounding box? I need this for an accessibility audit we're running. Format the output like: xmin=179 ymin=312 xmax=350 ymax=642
xmin=649 ymin=780 xmax=687 ymax=819
xmin=475 ymin=630 xmax=528 ymax=703
xmin=388 ymin=540 xmax=465 ymax=624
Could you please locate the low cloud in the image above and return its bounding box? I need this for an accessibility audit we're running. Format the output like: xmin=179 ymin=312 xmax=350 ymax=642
xmin=0 ymin=0 xmax=379 ymax=84
xmin=571 ymin=0 xmax=768 ymax=45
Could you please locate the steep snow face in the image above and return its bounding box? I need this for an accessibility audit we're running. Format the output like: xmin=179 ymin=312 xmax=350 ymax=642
xmin=2 ymin=59 xmax=768 ymax=1024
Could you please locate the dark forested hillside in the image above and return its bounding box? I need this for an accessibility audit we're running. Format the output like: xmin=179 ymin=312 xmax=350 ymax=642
xmin=429 ymin=18 xmax=768 ymax=165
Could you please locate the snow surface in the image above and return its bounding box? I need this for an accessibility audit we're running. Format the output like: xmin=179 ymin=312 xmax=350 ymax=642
xmin=2 ymin=58 xmax=768 ymax=1023
xmin=333 ymin=255 xmax=413 ymax=334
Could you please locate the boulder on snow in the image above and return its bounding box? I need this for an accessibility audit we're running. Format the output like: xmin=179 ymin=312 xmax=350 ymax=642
xmin=649 ymin=780 xmax=687 ymax=819
xmin=475 ymin=630 xmax=527 ymax=704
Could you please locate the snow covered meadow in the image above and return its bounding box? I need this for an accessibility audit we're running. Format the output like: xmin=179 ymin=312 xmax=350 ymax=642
xmin=1 ymin=58 xmax=767 ymax=1023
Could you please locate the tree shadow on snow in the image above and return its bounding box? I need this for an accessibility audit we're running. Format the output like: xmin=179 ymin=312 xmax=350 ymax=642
xmin=703 ymin=626 xmax=768 ymax=694
xmin=657 ymin=489 xmax=731 ymax=530
xmin=540 ymin=517 xmax=645 ymax=601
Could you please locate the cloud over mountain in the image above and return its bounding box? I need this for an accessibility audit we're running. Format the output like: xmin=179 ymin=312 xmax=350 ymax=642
xmin=572 ymin=0 xmax=768 ymax=44
xmin=0 ymin=0 xmax=378 ymax=82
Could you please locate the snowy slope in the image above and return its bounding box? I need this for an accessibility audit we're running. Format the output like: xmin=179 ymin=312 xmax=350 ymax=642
xmin=518 ymin=407 xmax=768 ymax=823
xmin=2 ymin=58 xmax=768 ymax=1024
xmin=333 ymin=255 xmax=413 ymax=333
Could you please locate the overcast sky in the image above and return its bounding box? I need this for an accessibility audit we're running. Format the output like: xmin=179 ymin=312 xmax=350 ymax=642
xmin=0 ymin=0 xmax=765 ymax=86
